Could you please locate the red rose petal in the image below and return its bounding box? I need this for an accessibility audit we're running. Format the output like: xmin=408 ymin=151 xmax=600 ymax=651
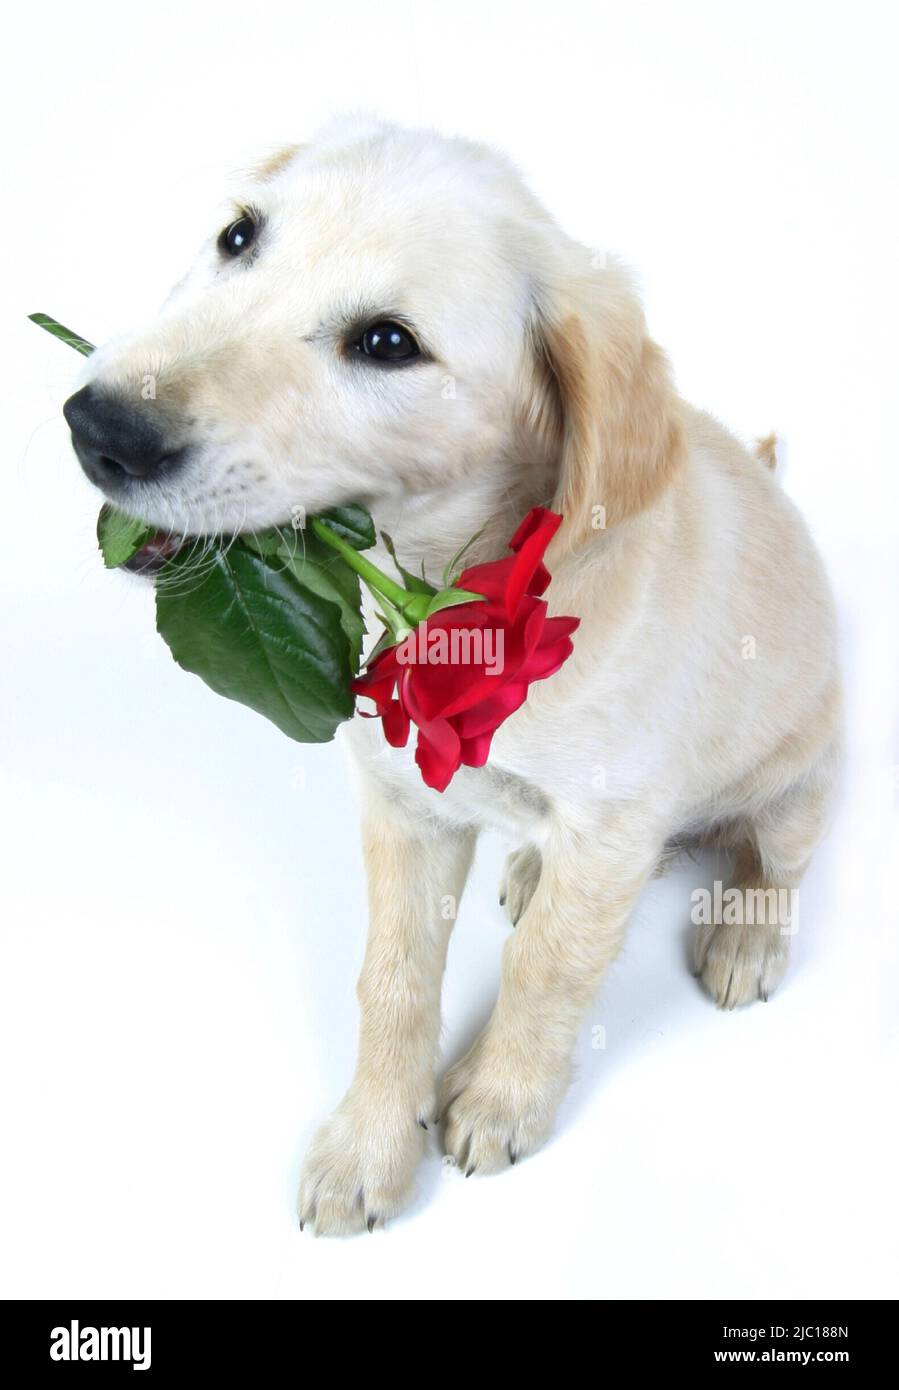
xmin=413 ymin=718 xmax=462 ymax=792
xmin=352 ymin=646 xmax=400 ymax=713
xmin=452 ymin=556 xmax=517 ymax=609
xmin=459 ymin=731 xmax=494 ymax=767
xmin=508 ymin=506 xmax=561 ymax=554
xmin=382 ymin=699 xmax=410 ymax=747
xmin=412 ymin=597 xmax=547 ymax=722
xmin=518 ymin=628 xmax=579 ymax=683
xmin=454 ymin=679 xmax=530 ymax=739
xmin=459 ymin=508 xmax=560 ymax=620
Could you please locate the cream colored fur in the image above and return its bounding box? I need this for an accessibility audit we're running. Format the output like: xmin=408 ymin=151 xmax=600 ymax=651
xmin=77 ymin=116 xmax=841 ymax=1236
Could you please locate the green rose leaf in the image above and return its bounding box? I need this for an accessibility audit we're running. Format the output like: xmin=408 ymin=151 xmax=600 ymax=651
xmin=244 ymin=526 xmax=365 ymax=670
xmin=380 ymin=531 xmax=437 ymax=595
xmin=442 ymin=523 xmax=488 ymax=588
xmin=424 ymin=586 xmax=485 ymax=618
xmin=156 ymin=541 xmax=355 ymax=744
xmin=316 ymin=503 xmax=376 ymax=550
xmin=97 ymin=503 xmax=156 ymax=569
xmin=364 ymin=626 xmax=401 ymax=667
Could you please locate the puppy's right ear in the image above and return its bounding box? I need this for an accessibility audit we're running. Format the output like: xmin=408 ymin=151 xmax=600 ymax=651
xmin=522 ymin=248 xmax=686 ymax=550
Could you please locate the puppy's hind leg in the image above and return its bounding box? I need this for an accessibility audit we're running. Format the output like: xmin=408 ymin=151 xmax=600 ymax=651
xmin=694 ymin=748 xmax=837 ymax=1008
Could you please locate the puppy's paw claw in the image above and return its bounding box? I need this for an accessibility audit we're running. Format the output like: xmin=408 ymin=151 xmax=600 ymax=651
xmin=498 ymin=844 xmax=542 ymax=926
xmin=439 ymin=1041 xmax=565 ymax=1176
xmin=694 ymin=920 xmax=789 ymax=1009
xmin=298 ymin=1097 xmax=427 ymax=1237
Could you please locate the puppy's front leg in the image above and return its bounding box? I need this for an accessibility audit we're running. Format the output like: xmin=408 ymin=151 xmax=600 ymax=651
xmin=440 ymin=807 xmax=663 ymax=1174
xmin=299 ymin=787 xmax=475 ymax=1235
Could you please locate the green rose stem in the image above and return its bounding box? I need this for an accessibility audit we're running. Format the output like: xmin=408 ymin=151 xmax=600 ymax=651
xmin=311 ymin=516 xmax=432 ymax=637
xmin=28 ymin=312 xmax=95 ymax=356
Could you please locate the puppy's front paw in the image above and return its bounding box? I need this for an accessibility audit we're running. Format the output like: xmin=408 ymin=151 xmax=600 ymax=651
xmin=439 ymin=1036 xmax=568 ymax=1176
xmin=499 ymin=844 xmax=542 ymax=925
xmin=694 ymin=919 xmax=789 ymax=1008
xmin=298 ymin=1091 xmax=428 ymax=1236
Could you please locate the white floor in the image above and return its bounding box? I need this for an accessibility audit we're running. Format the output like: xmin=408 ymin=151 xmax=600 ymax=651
xmin=0 ymin=538 xmax=895 ymax=1297
xmin=2 ymin=0 xmax=897 ymax=1300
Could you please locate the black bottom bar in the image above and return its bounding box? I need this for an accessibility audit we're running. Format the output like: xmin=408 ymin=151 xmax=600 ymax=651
xmin=2 ymin=1299 xmax=892 ymax=1375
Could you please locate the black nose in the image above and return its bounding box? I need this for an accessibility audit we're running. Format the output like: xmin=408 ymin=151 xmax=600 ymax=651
xmin=63 ymin=385 xmax=178 ymax=489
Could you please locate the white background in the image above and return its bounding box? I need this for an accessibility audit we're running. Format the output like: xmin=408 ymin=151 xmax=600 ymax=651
xmin=2 ymin=0 xmax=897 ymax=1300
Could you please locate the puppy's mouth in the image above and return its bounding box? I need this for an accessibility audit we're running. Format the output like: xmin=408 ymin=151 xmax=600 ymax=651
xmin=122 ymin=532 xmax=185 ymax=576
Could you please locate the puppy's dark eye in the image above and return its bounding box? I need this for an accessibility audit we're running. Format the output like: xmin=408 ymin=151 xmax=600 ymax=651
xmin=218 ymin=215 xmax=256 ymax=258
xmin=355 ymin=321 xmax=420 ymax=363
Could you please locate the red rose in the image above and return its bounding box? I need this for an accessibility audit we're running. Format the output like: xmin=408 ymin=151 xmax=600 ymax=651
xmin=352 ymin=508 xmax=579 ymax=791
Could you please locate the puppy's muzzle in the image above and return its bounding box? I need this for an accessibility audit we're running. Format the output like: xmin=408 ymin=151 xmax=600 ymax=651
xmin=64 ymin=384 xmax=185 ymax=492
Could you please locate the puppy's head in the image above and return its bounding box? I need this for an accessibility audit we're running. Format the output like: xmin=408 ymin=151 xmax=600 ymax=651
xmin=65 ymin=116 xmax=683 ymax=546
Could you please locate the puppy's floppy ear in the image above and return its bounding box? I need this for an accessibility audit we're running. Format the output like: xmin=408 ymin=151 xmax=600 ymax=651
xmin=524 ymin=250 xmax=686 ymax=548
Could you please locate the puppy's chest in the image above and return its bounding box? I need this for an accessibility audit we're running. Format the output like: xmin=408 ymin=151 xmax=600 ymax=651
xmin=345 ymin=713 xmax=553 ymax=838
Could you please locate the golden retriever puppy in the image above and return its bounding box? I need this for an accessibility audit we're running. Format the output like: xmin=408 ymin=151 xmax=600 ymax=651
xmin=63 ymin=116 xmax=841 ymax=1235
